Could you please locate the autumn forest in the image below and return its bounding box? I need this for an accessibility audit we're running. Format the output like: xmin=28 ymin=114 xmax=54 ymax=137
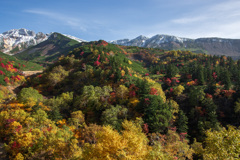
xmin=0 ymin=40 xmax=240 ymax=159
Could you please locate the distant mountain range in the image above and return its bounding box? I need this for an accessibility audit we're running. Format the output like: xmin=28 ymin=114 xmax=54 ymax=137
xmin=2 ymin=28 xmax=240 ymax=59
xmin=110 ymin=35 xmax=240 ymax=59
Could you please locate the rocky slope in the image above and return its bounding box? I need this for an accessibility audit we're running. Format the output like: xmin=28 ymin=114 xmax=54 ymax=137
xmin=110 ymin=35 xmax=240 ymax=58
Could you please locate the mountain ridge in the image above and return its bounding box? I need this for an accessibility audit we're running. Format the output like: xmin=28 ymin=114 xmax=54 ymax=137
xmin=0 ymin=28 xmax=87 ymax=55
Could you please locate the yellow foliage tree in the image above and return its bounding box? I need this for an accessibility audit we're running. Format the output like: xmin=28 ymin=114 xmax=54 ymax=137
xmin=70 ymin=110 xmax=85 ymax=129
xmin=121 ymin=120 xmax=149 ymax=159
xmin=1 ymin=108 xmax=82 ymax=160
xmin=116 ymin=85 xmax=129 ymax=104
xmin=173 ymin=85 xmax=185 ymax=96
xmin=82 ymin=120 xmax=151 ymax=160
xmin=14 ymin=153 xmax=24 ymax=160
xmin=128 ymin=98 xmax=140 ymax=108
xmin=167 ymin=99 xmax=179 ymax=121
xmin=82 ymin=125 xmax=126 ymax=159
xmin=151 ymin=83 xmax=166 ymax=102
xmin=196 ymin=125 xmax=240 ymax=159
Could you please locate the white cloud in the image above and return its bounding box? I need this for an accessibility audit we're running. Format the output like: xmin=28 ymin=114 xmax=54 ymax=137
xmin=168 ymin=0 xmax=240 ymax=38
xmin=171 ymin=16 xmax=206 ymax=24
xmin=24 ymin=9 xmax=87 ymax=31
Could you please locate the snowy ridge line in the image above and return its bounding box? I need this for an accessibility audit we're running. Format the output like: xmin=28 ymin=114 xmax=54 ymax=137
xmin=62 ymin=34 xmax=87 ymax=43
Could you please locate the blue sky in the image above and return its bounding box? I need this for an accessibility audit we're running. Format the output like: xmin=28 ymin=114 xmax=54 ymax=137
xmin=1 ymin=0 xmax=240 ymax=41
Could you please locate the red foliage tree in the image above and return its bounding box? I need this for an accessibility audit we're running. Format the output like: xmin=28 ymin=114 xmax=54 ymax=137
xmin=165 ymin=78 xmax=172 ymax=86
xmin=205 ymin=93 xmax=213 ymax=99
xmin=1 ymin=63 xmax=5 ymax=68
xmin=142 ymin=123 xmax=149 ymax=135
xmin=0 ymin=70 xmax=5 ymax=75
xmin=212 ymin=72 xmax=217 ymax=80
xmin=150 ymin=88 xmax=158 ymax=95
xmin=94 ymin=60 xmax=101 ymax=66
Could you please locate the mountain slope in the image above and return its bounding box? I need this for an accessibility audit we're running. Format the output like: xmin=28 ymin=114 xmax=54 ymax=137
xmin=0 ymin=51 xmax=43 ymax=85
xmin=110 ymin=34 xmax=240 ymax=58
xmin=15 ymin=33 xmax=85 ymax=65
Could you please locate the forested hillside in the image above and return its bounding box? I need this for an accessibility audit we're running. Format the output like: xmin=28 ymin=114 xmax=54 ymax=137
xmin=0 ymin=52 xmax=43 ymax=86
xmin=0 ymin=40 xmax=240 ymax=159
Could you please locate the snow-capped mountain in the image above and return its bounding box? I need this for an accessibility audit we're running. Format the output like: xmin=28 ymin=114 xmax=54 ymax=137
xmin=110 ymin=34 xmax=191 ymax=47
xmin=0 ymin=28 xmax=49 ymax=54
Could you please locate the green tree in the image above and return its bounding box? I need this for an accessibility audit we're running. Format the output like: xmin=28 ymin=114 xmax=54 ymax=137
xmin=17 ymin=87 xmax=43 ymax=105
xmin=176 ymin=110 xmax=188 ymax=133
xmin=202 ymin=98 xmax=219 ymax=130
xmin=234 ymin=98 xmax=240 ymax=114
xmin=136 ymin=78 xmax=150 ymax=95
xmin=140 ymin=95 xmax=172 ymax=133
xmin=74 ymin=85 xmax=112 ymax=111
xmin=197 ymin=65 xmax=205 ymax=85
xmin=101 ymin=105 xmax=127 ymax=130
xmin=47 ymin=65 xmax=69 ymax=86
xmin=234 ymin=98 xmax=240 ymax=124
xmin=166 ymin=64 xmax=179 ymax=78
xmin=222 ymin=69 xmax=231 ymax=90
xmin=45 ymin=92 xmax=73 ymax=121
xmin=189 ymin=96 xmax=219 ymax=142
xmin=189 ymin=86 xmax=205 ymax=107
xmin=32 ymin=109 xmax=50 ymax=127
xmin=73 ymin=85 xmax=112 ymax=122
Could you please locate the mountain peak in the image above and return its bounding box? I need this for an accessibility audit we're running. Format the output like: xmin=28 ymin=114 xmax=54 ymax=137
xmin=2 ymin=28 xmax=36 ymax=37
xmin=135 ymin=35 xmax=148 ymax=40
